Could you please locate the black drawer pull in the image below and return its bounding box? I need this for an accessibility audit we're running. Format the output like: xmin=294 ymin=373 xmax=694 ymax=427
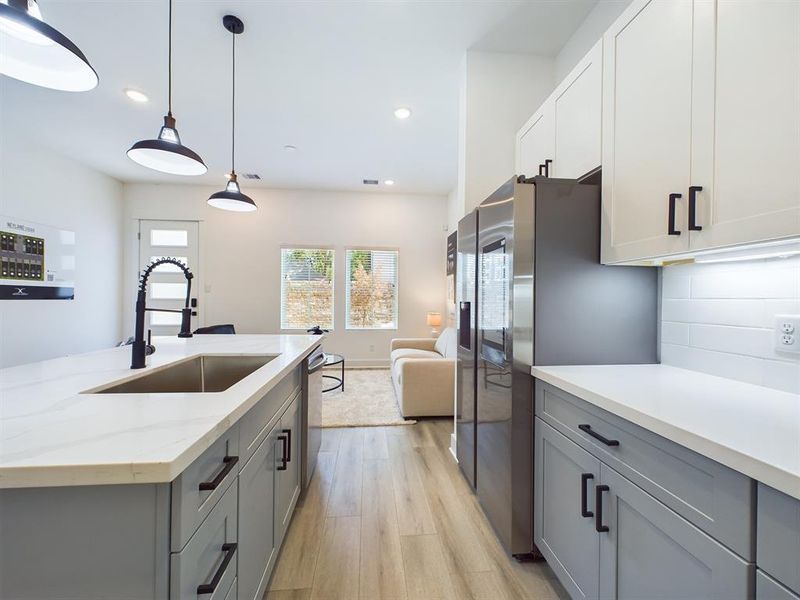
xmin=283 ymin=428 xmax=292 ymax=462
xmin=578 ymin=424 xmax=620 ymax=447
xmin=277 ymin=434 xmax=288 ymax=471
xmin=668 ymin=193 xmax=682 ymax=235
xmin=198 ymin=455 xmax=239 ymax=491
xmin=581 ymin=473 xmax=594 ymax=518
xmin=688 ymin=185 xmax=703 ymax=231
xmin=197 ymin=542 xmax=237 ymax=595
xmin=595 ymin=485 xmax=609 ymax=533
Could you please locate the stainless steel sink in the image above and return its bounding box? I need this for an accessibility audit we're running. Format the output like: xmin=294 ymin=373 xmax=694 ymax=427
xmin=89 ymin=355 xmax=278 ymax=394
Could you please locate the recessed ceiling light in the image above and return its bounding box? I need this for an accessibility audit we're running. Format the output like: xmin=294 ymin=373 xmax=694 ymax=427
xmin=384 ymin=180 xmax=395 ymax=186
xmin=394 ymin=107 xmax=412 ymax=120
xmin=283 ymin=144 xmax=297 ymax=152
xmin=124 ymin=88 xmax=149 ymax=103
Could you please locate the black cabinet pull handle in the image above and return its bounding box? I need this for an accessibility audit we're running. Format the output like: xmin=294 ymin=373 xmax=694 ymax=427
xmin=688 ymin=185 xmax=703 ymax=231
xmin=544 ymin=159 xmax=552 ymax=177
xmin=581 ymin=473 xmax=594 ymax=518
xmin=282 ymin=428 xmax=292 ymax=462
xmin=198 ymin=455 xmax=239 ymax=491
xmin=538 ymin=164 xmax=545 ymax=176
xmin=277 ymin=434 xmax=288 ymax=471
xmin=197 ymin=542 xmax=237 ymax=595
xmin=668 ymin=193 xmax=682 ymax=235
xmin=595 ymin=485 xmax=609 ymax=533
xmin=578 ymin=424 xmax=620 ymax=447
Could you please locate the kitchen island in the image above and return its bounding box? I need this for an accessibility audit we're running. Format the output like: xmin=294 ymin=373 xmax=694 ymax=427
xmin=0 ymin=334 xmax=322 ymax=600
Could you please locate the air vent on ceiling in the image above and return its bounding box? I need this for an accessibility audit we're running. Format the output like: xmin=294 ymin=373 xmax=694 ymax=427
xmin=363 ymin=179 xmax=379 ymax=185
xmin=242 ymin=173 xmax=261 ymax=180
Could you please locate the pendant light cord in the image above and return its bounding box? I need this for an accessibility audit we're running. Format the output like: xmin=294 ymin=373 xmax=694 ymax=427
xmin=231 ymin=28 xmax=236 ymax=174
xmin=168 ymin=0 xmax=173 ymax=116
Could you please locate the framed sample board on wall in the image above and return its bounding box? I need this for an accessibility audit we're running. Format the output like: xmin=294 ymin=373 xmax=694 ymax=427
xmin=0 ymin=216 xmax=75 ymax=300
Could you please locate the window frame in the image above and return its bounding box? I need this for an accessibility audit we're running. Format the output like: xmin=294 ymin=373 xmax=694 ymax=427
xmin=344 ymin=246 xmax=400 ymax=331
xmin=279 ymin=245 xmax=336 ymax=331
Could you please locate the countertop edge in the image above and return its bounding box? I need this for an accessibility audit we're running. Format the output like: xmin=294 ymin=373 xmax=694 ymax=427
xmin=532 ymin=366 xmax=800 ymax=501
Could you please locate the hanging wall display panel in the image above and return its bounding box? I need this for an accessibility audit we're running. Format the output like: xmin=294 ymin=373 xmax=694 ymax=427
xmin=0 ymin=216 xmax=75 ymax=300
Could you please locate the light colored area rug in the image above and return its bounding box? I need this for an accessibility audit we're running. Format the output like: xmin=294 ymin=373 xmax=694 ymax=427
xmin=322 ymin=368 xmax=415 ymax=428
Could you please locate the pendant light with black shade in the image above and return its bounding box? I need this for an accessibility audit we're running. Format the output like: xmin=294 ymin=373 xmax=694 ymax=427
xmin=127 ymin=0 xmax=206 ymax=176
xmin=208 ymin=15 xmax=256 ymax=212
xmin=0 ymin=0 xmax=98 ymax=91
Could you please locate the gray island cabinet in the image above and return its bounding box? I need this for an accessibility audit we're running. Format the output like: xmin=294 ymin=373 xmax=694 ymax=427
xmin=0 ymin=365 xmax=303 ymax=600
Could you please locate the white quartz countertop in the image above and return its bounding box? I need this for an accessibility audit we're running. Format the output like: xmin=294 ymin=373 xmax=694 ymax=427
xmin=0 ymin=335 xmax=322 ymax=489
xmin=532 ymin=364 xmax=800 ymax=500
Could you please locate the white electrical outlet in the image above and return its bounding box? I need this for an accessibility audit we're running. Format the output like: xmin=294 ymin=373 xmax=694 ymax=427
xmin=775 ymin=315 xmax=800 ymax=353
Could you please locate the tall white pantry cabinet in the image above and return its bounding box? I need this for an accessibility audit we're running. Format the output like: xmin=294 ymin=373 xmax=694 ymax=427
xmin=600 ymin=0 xmax=800 ymax=264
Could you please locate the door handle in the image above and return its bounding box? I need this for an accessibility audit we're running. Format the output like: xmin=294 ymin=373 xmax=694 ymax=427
xmin=538 ymin=164 xmax=545 ymax=176
xmin=544 ymin=159 xmax=552 ymax=177
xmin=688 ymin=185 xmax=703 ymax=231
xmin=282 ymin=428 xmax=292 ymax=462
xmin=578 ymin=424 xmax=620 ymax=447
xmin=668 ymin=193 xmax=682 ymax=236
xmin=581 ymin=473 xmax=594 ymax=518
xmin=196 ymin=543 xmax=237 ymax=595
xmin=595 ymin=484 xmax=610 ymax=533
xmin=277 ymin=434 xmax=288 ymax=470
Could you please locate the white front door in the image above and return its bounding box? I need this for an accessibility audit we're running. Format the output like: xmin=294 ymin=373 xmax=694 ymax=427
xmin=138 ymin=220 xmax=200 ymax=336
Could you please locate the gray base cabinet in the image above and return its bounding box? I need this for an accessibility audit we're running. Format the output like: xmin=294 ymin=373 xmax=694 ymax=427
xmin=276 ymin=394 xmax=302 ymax=545
xmin=758 ymin=571 xmax=800 ymax=600
xmin=535 ymin=419 xmax=600 ymax=600
xmin=598 ymin=464 xmax=752 ymax=600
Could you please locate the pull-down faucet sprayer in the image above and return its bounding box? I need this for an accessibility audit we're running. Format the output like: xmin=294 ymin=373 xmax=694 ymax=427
xmin=131 ymin=257 xmax=194 ymax=369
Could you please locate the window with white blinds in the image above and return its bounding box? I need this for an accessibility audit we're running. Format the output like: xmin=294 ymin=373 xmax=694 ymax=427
xmin=346 ymin=249 xmax=399 ymax=330
xmin=280 ymin=248 xmax=334 ymax=330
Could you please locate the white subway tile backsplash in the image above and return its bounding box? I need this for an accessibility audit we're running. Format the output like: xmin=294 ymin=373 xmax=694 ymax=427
xmin=660 ymin=258 xmax=800 ymax=393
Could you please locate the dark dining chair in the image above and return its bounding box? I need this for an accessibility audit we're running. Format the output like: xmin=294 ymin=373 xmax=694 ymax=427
xmin=193 ymin=324 xmax=236 ymax=335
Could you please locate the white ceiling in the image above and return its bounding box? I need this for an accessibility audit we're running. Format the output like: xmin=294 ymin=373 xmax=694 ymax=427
xmin=1 ymin=0 xmax=596 ymax=195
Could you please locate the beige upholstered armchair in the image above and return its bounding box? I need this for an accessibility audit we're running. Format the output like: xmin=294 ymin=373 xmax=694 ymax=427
xmin=390 ymin=327 xmax=456 ymax=418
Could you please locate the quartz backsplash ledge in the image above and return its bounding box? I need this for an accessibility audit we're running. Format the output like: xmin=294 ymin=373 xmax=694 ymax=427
xmin=660 ymin=255 xmax=800 ymax=394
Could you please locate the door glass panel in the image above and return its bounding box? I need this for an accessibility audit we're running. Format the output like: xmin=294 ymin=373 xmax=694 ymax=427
xmin=150 ymin=229 xmax=188 ymax=247
xmin=151 ymin=282 xmax=187 ymax=300
xmin=150 ymin=256 xmax=188 ymax=272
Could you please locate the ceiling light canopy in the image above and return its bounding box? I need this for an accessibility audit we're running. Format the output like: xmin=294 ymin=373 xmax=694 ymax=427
xmin=124 ymin=88 xmax=149 ymax=103
xmin=127 ymin=0 xmax=206 ymax=176
xmin=208 ymin=15 xmax=256 ymax=213
xmin=394 ymin=107 xmax=412 ymax=120
xmin=0 ymin=0 xmax=98 ymax=91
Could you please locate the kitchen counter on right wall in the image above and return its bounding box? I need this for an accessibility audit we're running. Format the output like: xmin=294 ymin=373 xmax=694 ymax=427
xmin=532 ymin=364 xmax=800 ymax=500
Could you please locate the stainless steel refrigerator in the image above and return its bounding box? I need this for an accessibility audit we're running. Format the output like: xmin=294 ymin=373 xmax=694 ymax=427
xmin=456 ymin=175 xmax=658 ymax=558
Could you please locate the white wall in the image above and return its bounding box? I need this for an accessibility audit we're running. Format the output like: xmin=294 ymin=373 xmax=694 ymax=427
xmin=661 ymin=257 xmax=800 ymax=394
xmin=0 ymin=135 xmax=124 ymax=368
xmin=123 ymin=184 xmax=447 ymax=366
xmin=458 ymin=51 xmax=554 ymax=215
xmin=554 ymin=0 xmax=631 ymax=81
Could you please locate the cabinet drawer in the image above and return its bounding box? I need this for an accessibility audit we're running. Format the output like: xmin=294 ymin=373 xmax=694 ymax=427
xmin=535 ymin=381 xmax=755 ymax=559
xmin=171 ymin=481 xmax=238 ymax=600
xmin=240 ymin=366 xmax=301 ymax=466
xmin=758 ymin=571 xmax=800 ymax=600
xmin=758 ymin=484 xmax=800 ymax=594
xmin=171 ymin=425 xmax=240 ymax=552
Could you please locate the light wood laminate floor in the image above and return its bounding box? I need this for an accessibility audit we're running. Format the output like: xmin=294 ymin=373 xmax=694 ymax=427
xmin=267 ymin=419 xmax=568 ymax=600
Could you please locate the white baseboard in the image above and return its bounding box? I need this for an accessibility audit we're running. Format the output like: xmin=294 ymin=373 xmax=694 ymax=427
xmin=331 ymin=358 xmax=390 ymax=369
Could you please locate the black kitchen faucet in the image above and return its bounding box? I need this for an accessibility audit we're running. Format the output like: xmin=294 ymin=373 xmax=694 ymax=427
xmin=131 ymin=258 xmax=193 ymax=369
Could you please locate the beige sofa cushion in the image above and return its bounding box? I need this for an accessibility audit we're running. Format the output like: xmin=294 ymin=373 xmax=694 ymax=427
xmin=434 ymin=327 xmax=457 ymax=358
xmin=390 ymin=348 xmax=440 ymax=363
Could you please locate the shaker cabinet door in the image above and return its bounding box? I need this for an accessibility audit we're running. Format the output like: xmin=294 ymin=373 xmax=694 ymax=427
xmin=516 ymin=102 xmax=555 ymax=178
xmin=535 ymin=419 xmax=601 ymax=600
xmin=689 ymin=0 xmax=800 ymax=250
xmin=238 ymin=426 xmax=278 ymax=600
xmin=601 ymin=0 xmax=694 ymax=263
xmin=276 ymin=394 xmax=302 ymax=545
xmin=598 ymin=464 xmax=753 ymax=600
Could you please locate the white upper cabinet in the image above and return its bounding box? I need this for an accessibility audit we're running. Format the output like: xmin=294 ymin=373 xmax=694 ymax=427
xmin=516 ymin=102 xmax=555 ymax=179
xmin=515 ymin=40 xmax=603 ymax=181
xmin=601 ymin=0 xmax=694 ymax=263
xmin=552 ymin=40 xmax=603 ymax=179
xmin=602 ymin=0 xmax=800 ymax=263
xmin=689 ymin=0 xmax=800 ymax=251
